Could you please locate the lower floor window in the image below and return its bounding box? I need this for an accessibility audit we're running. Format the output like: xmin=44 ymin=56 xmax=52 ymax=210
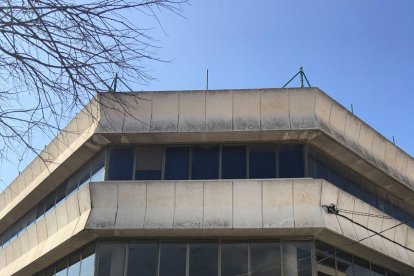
xmin=33 ymin=239 xmax=402 ymax=276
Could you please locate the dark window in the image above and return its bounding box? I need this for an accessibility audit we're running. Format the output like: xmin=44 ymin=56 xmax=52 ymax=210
xmin=335 ymin=250 xmax=353 ymax=276
xmin=108 ymin=148 xmax=134 ymax=180
xmin=36 ymin=200 xmax=45 ymax=219
xmin=159 ymin=243 xmax=187 ymax=276
xmin=189 ymin=242 xmax=218 ymax=276
xmin=66 ymin=177 xmax=78 ymax=196
xmin=127 ymin=243 xmax=158 ymax=276
xmin=78 ymin=166 xmax=91 ymax=188
xmin=44 ymin=267 xmax=55 ymax=276
xmin=55 ymin=259 xmax=68 ymax=276
xmin=221 ymin=146 xmax=246 ymax=179
xmin=221 ymin=243 xmax=248 ymax=276
xmin=282 ymin=241 xmax=312 ymax=276
xmin=135 ymin=146 xmax=163 ymax=180
xmin=67 ymin=252 xmax=81 ymax=276
xmin=91 ymin=152 xmax=106 ymax=182
xmin=56 ymin=183 xmax=67 ymax=203
xmin=98 ymin=244 xmax=126 ymax=276
xmin=80 ymin=244 xmax=96 ymax=276
xmin=249 ymin=146 xmax=276 ymax=179
xmin=250 ymin=242 xmax=281 ymax=276
xmin=371 ymin=263 xmax=386 ymax=276
xmin=387 ymin=269 xmax=400 ymax=276
xmin=164 ymin=147 xmax=190 ymax=180
xmin=279 ymin=145 xmax=304 ymax=178
xmin=45 ymin=191 xmax=56 ymax=214
xmin=353 ymin=256 xmax=370 ymax=275
xmin=192 ymin=146 xmax=219 ymax=179
xmin=315 ymin=241 xmax=335 ymax=276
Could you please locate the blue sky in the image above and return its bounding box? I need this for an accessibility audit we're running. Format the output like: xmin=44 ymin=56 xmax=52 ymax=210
xmin=1 ymin=0 xmax=413 ymax=188
xmin=141 ymin=0 xmax=414 ymax=150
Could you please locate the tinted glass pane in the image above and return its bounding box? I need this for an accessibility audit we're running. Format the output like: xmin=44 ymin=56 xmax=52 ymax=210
xmin=45 ymin=191 xmax=56 ymax=214
xmin=354 ymin=256 xmax=370 ymax=275
xmin=80 ymin=244 xmax=96 ymax=276
xmin=159 ymin=243 xmax=187 ymax=276
xmin=249 ymin=147 xmax=276 ymax=179
xmin=315 ymin=241 xmax=335 ymax=276
xmin=387 ymin=270 xmax=400 ymax=276
xmin=56 ymin=260 xmax=68 ymax=276
xmin=127 ymin=243 xmax=158 ymax=276
xmin=136 ymin=146 xmax=163 ymax=180
xmin=78 ymin=165 xmax=91 ymax=188
xmin=26 ymin=209 xmax=36 ymax=227
xmin=308 ymin=154 xmax=317 ymax=178
xmin=67 ymin=253 xmax=81 ymax=276
xmin=108 ymin=148 xmax=134 ymax=180
xmin=221 ymin=146 xmax=246 ymax=179
xmin=371 ymin=263 xmax=386 ymax=276
xmin=221 ymin=243 xmax=248 ymax=276
xmin=66 ymin=177 xmax=78 ymax=196
xmin=250 ymin=242 xmax=281 ymax=276
xmin=282 ymin=241 xmax=312 ymax=276
xmin=192 ymin=146 xmax=219 ymax=179
xmin=56 ymin=184 xmax=67 ymax=204
xmin=279 ymin=145 xmax=304 ymax=178
xmin=98 ymin=244 xmax=126 ymax=276
xmin=336 ymin=250 xmax=353 ymax=276
xmin=164 ymin=147 xmax=190 ymax=180
xmin=45 ymin=267 xmax=55 ymax=276
xmin=91 ymin=152 xmax=106 ymax=182
xmin=36 ymin=200 xmax=45 ymax=219
xmin=189 ymin=242 xmax=218 ymax=276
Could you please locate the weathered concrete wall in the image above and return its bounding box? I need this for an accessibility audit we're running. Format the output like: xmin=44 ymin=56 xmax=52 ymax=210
xmin=86 ymin=180 xmax=414 ymax=274
xmin=0 ymin=185 xmax=91 ymax=276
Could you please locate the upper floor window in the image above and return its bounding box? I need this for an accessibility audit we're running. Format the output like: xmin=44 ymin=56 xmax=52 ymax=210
xmin=107 ymin=144 xmax=305 ymax=181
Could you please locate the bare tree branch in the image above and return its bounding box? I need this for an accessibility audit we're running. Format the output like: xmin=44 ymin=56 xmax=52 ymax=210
xmin=0 ymin=0 xmax=186 ymax=183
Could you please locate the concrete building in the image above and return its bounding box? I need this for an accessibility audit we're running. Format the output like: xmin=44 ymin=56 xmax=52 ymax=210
xmin=0 ymin=88 xmax=413 ymax=276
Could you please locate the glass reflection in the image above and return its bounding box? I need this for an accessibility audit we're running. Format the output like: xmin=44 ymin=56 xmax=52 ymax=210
xmin=159 ymin=243 xmax=187 ymax=276
xmin=127 ymin=243 xmax=158 ymax=276
xmin=221 ymin=242 xmax=248 ymax=276
xmin=250 ymin=242 xmax=281 ymax=276
xmin=189 ymin=242 xmax=218 ymax=276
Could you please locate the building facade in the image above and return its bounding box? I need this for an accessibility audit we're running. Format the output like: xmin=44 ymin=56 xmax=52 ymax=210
xmin=0 ymin=88 xmax=413 ymax=275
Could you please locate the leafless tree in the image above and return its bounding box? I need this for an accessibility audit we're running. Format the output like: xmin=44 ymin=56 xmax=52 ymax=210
xmin=0 ymin=0 xmax=185 ymax=179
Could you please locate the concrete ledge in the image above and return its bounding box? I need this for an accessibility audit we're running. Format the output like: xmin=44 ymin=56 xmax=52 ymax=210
xmin=82 ymin=180 xmax=414 ymax=271
xmin=0 ymin=185 xmax=91 ymax=276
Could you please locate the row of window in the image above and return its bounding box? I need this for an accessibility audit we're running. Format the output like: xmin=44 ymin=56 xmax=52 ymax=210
xmin=315 ymin=241 xmax=400 ymax=276
xmin=34 ymin=243 xmax=95 ymax=276
xmin=108 ymin=144 xmax=304 ymax=181
xmin=308 ymin=150 xmax=414 ymax=228
xmin=34 ymin=240 xmax=401 ymax=276
xmin=0 ymin=153 xmax=105 ymax=248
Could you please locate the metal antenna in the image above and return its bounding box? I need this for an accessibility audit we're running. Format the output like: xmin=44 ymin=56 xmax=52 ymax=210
xmin=206 ymin=69 xmax=209 ymax=90
xmin=283 ymin=67 xmax=312 ymax=88
xmin=108 ymin=73 xmax=135 ymax=93
xmin=109 ymin=73 xmax=118 ymax=92
xmin=351 ymin=104 xmax=354 ymax=114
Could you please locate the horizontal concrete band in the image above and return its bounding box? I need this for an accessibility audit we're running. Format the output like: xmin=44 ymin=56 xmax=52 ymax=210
xmin=87 ymin=180 xmax=414 ymax=271
xmin=2 ymin=179 xmax=414 ymax=275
